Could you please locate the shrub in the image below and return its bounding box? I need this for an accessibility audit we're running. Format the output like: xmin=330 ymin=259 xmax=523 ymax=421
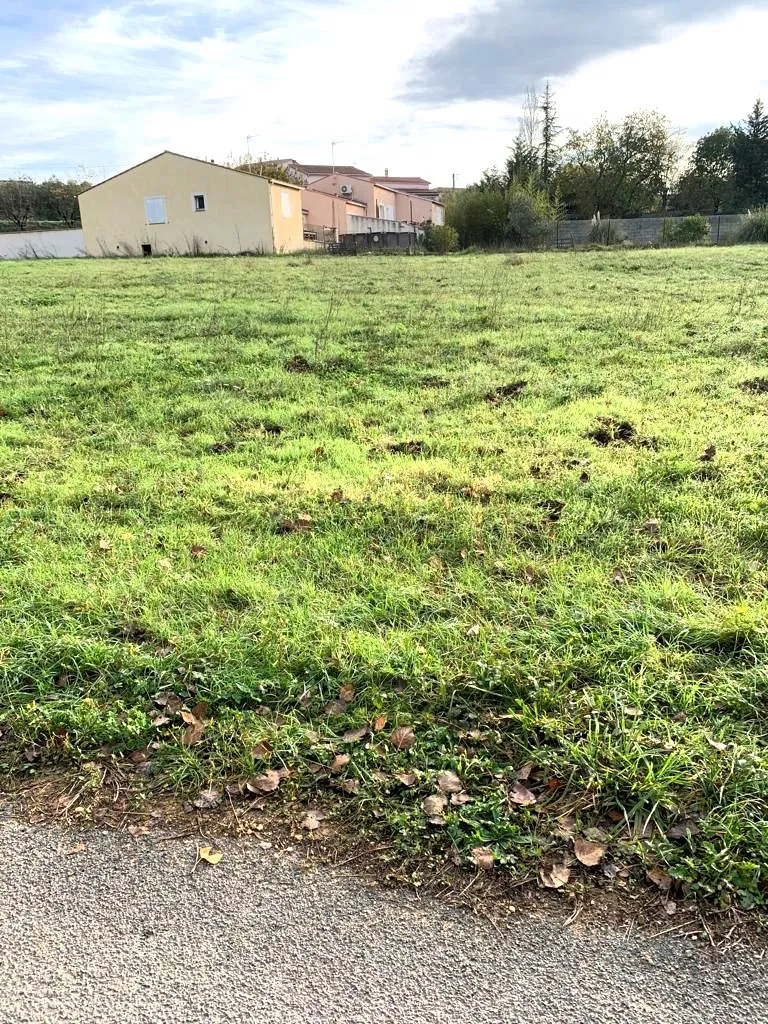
xmin=735 ymin=207 xmax=768 ymax=244
xmin=506 ymin=181 xmax=555 ymax=248
xmin=588 ymin=212 xmax=626 ymax=245
xmin=661 ymin=215 xmax=710 ymax=247
xmin=423 ymin=224 xmax=459 ymax=253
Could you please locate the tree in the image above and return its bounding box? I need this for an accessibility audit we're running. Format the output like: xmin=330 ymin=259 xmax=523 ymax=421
xmin=540 ymin=81 xmax=562 ymax=187
xmin=38 ymin=179 xmax=90 ymax=227
xmin=506 ymin=86 xmax=541 ymax=184
xmin=234 ymin=158 xmax=302 ymax=184
xmin=732 ymin=99 xmax=768 ymax=209
xmin=555 ymin=111 xmax=683 ymax=217
xmin=675 ymin=128 xmax=735 ymax=213
xmin=0 ymin=178 xmax=36 ymax=230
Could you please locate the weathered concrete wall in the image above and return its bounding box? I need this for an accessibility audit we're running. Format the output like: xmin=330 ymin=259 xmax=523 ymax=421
xmin=0 ymin=229 xmax=85 ymax=260
xmin=554 ymin=214 xmax=744 ymax=247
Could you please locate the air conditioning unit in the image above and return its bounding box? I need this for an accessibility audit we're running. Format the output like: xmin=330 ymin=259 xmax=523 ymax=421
xmin=339 ymin=184 xmax=353 ymax=195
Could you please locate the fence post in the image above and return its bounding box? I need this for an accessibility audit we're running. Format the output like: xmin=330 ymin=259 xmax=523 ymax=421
xmin=716 ymin=215 xmax=721 ymax=244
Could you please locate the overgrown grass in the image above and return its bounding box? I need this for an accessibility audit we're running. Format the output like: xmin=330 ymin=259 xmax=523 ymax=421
xmin=0 ymin=248 xmax=767 ymax=906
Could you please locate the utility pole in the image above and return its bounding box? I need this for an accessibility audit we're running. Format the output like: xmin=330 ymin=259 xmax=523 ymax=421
xmin=331 ymin=140 xmax=343 ymax=174
xmin=452 ymin=173 xmax=460 ymax=190
xmin=246 ymin=135 xmax=258 ymax=162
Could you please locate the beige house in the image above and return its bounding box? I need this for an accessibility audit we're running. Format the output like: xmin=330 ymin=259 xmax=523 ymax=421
xmin=78 ymin=151 xmax=304 ymax=257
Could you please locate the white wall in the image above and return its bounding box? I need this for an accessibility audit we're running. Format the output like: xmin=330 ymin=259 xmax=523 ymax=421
xmin=0 ymin=229 xmax=85 ymax=260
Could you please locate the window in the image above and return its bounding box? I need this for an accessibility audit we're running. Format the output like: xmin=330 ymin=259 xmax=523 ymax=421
xmin=377 ymin=203 xmax=395 ymax=221
xmin=141 ymin=243 xmax=152 ymax=257
xmin=280 ymin=191 xmax=292 ymax=219
xmin=193 ymin=193 xmax=206 ymax=212
xmin=144 ymin=196 xmax=167 ymax=224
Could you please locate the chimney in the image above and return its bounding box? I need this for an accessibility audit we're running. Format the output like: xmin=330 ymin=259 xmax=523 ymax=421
xmin=384 ymin=168 xmax=389 ymax=177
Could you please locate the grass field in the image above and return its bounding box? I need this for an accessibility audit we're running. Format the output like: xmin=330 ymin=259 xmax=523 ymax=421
xmin=1 ymin=248 xmax=767 ymax=905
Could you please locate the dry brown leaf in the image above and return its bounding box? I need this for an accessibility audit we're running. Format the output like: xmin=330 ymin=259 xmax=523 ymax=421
xmin=65 ymin=843 xmax=87 ymax=856
xmin=97 ymin=538 xmax=111 ymax=551
xmin=339 ymin=684 xmax=356 ymax=703
xmin=301 ymin=809 xmax=325 ymax=831
xmin=342 ymin=726 xmax=368 ymax=744
xmin=330 ymin=753 xmax=350 ymax=774
xmin=394 ymin=772 xmax=416 ymax=788
xmin=372 ymin=714 xmax=388 ymax=733
xmin=338 ymin=778 xmax=360 ymax=794
xmin=509 ymin=781 xmax=537 ymax=806
xmin=190 ymin=544 xmax=207 ymax=559
xmin=251 ymin=742 xmax=272 ymax=761
xmin=612 ymin=567 xmax=627 ymax=585
xmin=436 ymin=771 xmax=463 ymax=795
xmin=515 ymin=761 xmax=535 ymax=781
xmin=640 ymin=519 xmax=661 ymax=535
xmin=573 ymin=837 xmax=606 ymax=867
xmin=324 ymin=699 xmax=347 ymax=717
xmin=198 ymin=846 xmax=223 ymax=865
xmin=471 ymin=846 xmax=494 ymax=871
xmin=540 ymin=860 xmax=571 ymax=889
xmin=699 ymin=444 xmax=717 ymax=462
xmin=647 ymin=866 xmax=672 ymax=891
xmin=330 ymin=487 xmax=345 ymax=502
xmin=450 ymin=791 xmax=472 ymax=807
xmin=466 ymin=624 xmax=481 ymax=637
xmin=390 ymin=726 xmax=416 ymax=750
xmin=246 ymin=770 xmax=281 ymax=794
xmin=422 ymin=793 xmax=448 ymax=825
xmin=193 ymin=788 xmax=221 ymax=811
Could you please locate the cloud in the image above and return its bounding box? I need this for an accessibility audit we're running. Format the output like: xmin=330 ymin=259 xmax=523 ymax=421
xmin=409 ymin=0 xmax=766 ymax=103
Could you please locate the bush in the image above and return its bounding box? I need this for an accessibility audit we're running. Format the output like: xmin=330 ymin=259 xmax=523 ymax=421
xmin=423 ymin=224 xmax=459 ymax=253
xmin=661 ymin=215 xmax=710 ymax=247
xmin=506 ymin=181 xmax=555 ymax=248
xmin=735 ymin=207 xmax=768 ymax=244
xmin=588 ymin=212 xmax=626 ymax=245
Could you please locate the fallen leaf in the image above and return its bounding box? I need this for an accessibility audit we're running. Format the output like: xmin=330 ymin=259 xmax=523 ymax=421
xmin=640 ymin=519 xmax=661 ymax=535
xmin=339 ymin=683 xmax=356 ymax=703
xmin=436 ymin=771 xmax=463 ymax=795
xmin=190 ymin=544 xmax=207 ymax=559
xmin=466 ymin=624 xmax=481 ymax=637
xmin=151 ymin=714 xmax=170 ymax=728
xmin=540 ymin=860 xmax=571 ymax=889
xmin=65 ymin=843 xmax=87 ymax=856
xmin=338 ymin=778 xmax=360 ymax=794
xmin=157 ymin=557 xmax=173 ymax=571
xmin=509 ymin=782 xmax=537 ymax=806
xmin=330 ymin=753 xmax=350 ymax=774
xmin=450 ymin=791 xmax=472 ymax=807
xmin=390 ymin=726 xmax=416 ymax=750
xmin=422 ymin=793 xmax=448 ymax=826
xmin=647 ymin=866 xmax=672 ymax=891
xmin=97 ymin=538 xmax=111 ymax=551
xmin=342 ymin=726 xmax=368 ymax=744
xmin=516 ymin=761 xmax=535 ymax=781
xmin=471 ymin=846 xmax=494 ymax=871
xmin=246 ymin=770 xmax=281 ymax=794
xmin=251 ymin=742 xmax=272 ymax=761
xmin=706 ymin=737 xmax=728 ymax=752
xmin=573 ymin=837 xmax=606 ymax=867
xmin=180 ymin=702 xmax=208 ymax=747
xmin=612 ymin=567 xmax=627 ymax=585
xmin=372 ymin=714 xmax=388 ymax=733
xmin=699 ymin=444 xmax=717 ymax=462
xmin=330 ymin=487 xmax=345 ymax=502
xmin=198 ymin=846 xmax=223 ymax=865
xmin=667 ymin=819 xmax=701 ymax=840
xmin=665 ymin=901 xmax=678 ymax=916
xmin=193 ymin=788 xmax=221 ymax=811
xmin=394 ymin=772 xmax=416 ymax=788
xmin=301 ymin=809 xmax=325 ymax=831
xmin=324 ymin=699 xmax=347 ymax=716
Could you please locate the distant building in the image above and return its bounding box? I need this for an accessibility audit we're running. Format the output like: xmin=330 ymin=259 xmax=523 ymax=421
xmin=78 ymin=152 xmax=304 ymax=257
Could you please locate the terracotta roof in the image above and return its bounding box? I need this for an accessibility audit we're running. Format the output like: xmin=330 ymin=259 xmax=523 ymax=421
xmin=370 ymin=176 xmax=430 ymax=187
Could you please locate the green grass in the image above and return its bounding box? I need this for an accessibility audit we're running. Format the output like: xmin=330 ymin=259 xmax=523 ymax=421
xmin=1 ymin=248 xmax=767 ymax=906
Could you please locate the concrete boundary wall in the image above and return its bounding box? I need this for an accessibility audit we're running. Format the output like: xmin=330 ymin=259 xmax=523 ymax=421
xmin=554 ymin=214 xmax=744 ymax=247
xmin=0 ymin=228 xmax=85 ymax=260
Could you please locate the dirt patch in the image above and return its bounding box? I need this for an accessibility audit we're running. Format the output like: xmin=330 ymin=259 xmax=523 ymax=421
xmin=421 ymin=376 xmax=450 ymax=389
xmin=387 ymin=440 xmax=426 ymax=456
xmin=284 ymin=355 xmax=313 ymax=373
xmin=740 ymin=377 xmax=768 ymax=394
xmin=207 ymin=440 xmax=236 ymax=455
xmin=586 ymin=417 xmax=658 ymax=449
xmin=486 ymin=381 xmax=527 ymax=405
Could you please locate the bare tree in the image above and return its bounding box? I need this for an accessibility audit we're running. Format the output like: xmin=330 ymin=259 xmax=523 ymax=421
xmin=0 ymin=178 xmax=36 ymax=230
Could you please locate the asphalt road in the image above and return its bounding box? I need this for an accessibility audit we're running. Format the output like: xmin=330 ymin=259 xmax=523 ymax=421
xmin=0 ymin=814 xmax=765 ymax=1023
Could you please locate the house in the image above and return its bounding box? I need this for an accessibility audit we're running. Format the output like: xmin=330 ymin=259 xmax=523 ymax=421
xmin=305 ymin=172 xmax=444 ymax=233
xmin=278 ymin=161 xmax=371 ymax=185
xmin=78 ymin=151 xmax=304 ymax=257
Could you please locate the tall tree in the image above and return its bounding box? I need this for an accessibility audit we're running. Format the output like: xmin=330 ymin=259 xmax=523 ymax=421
xmin=506 ymin=86 xmax=541 ymax=184
xmin=38 ymin=179 xmax=90 ymax=227
xmin=732 ymin=99 xmax=768 ymax=209
xmin=676 ymin=127 xmax=735 ymax=213
xmin=0 ymin=178 xmax=36 ymax=230
xmin=555 ymin=111 xmax=683 ymax=217
xmin=540 ymin=81 xmax=562 ymax=186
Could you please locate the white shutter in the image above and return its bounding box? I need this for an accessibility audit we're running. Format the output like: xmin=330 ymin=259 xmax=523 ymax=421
xmin=145 ymin=197 xmax=167 ymax=224
xmin=281 ymin=191 xmax=292 ymax=219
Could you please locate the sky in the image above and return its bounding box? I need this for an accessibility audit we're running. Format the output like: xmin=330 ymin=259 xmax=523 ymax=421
xmin=1 ymin=0 xmax=768 ymax=186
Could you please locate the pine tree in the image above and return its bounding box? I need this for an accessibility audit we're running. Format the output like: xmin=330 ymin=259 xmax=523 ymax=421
xmin=540 ymin=82 xmax=561 ymax=187
xmin=732 ymin=99 xmax=768 ymax=209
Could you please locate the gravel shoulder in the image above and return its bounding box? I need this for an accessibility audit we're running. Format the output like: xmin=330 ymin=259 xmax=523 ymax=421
xmin=0 ymin=813 xmax=765 ymax=1024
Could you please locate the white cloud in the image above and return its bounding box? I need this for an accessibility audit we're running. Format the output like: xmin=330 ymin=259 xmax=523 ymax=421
xmin=1 ymin=1 xmax=767 ymax=186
